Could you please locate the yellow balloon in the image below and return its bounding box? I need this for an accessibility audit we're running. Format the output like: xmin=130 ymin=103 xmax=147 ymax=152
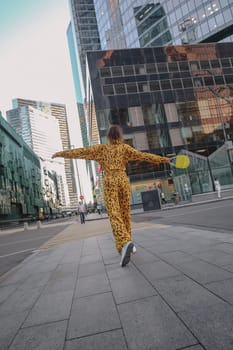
xmin=175 ymin=155 xmax=190 ymax=169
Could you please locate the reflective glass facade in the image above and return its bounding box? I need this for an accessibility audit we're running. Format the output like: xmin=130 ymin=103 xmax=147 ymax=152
xmin=93 ymin=0 xmax=233 ymax=50
xmin=0 ymin=113 xmax=44 ymax=219
xmin=69 ymin=0 xmax=101 ymax=91
xmin=11 ymin=99 xmax=78 ymax=207
xmin=86 ymin=43 xmax=233 ymax=203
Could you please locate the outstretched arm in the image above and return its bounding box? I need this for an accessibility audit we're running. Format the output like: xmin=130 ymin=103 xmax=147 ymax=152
xmin=52 ymin=145 xmax=103 ymax=162
xmin=124 ymin=144 xmax=170 ymax=164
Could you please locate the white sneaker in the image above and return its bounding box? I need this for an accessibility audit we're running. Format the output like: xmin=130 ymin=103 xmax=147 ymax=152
xmin=120 ymin=241 xmax=134 ymax=267
xmin=132 ymin=245 xmax=137 ymax=254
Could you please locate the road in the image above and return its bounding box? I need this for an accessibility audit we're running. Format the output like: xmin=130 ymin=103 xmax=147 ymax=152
xmin=0 ymin=221 xmax=72 ymax=278
xmin=0 ymin=200 xmax=232 ymax=278
xmin=132 ymin=199 xmax=233 ymax=234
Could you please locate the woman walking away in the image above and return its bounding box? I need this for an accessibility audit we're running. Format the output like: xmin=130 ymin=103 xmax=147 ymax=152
xmin=52 ymin=125 xmax=170 ymax=267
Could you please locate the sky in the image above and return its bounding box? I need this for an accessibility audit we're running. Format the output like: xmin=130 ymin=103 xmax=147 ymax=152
xmin=0 ymin=0 xmax=93 ymax=201
xmin=0 ymin=0 xmax=81 ymax=143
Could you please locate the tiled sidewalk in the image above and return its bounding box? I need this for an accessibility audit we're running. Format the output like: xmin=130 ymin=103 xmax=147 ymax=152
xmin=0 ymin=221 xmax=233 ymax=349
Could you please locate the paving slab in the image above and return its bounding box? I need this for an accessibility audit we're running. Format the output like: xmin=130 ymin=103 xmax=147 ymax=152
xmin=0 ymin=286 xmax=43 ymax=317
xmin=78 ymin=260 xmax=106 ymax=278
xmin=136 ymin=259 xmax=181 ymax=283
xmin=175 ymin=259 xmax=233 ymax=284
xmin=1 ymin=219 xmax=233 ymax=350
xmin=67 ymin=292 xmax=121 ymax=339
xmin=0 ymin=284 xmax=18 ymax=304
xmin=106 ymin=264 xmax=157 ymax=304
xmin=190 ymin=249 xmax=233 ymax=266
xmin=155 ymin=250 xmax=198 ymax=266
xmin=22 ymin=290 xmax=73 ymax=327
xmin=42 ymin=264 xmax=77 ymax=295
xmin=118 ymin=295 xmax=197 ymax=350
xmin=65 ymin=329 xmax=128 ymax=350
xmin=8 ymin=320 xmax=67 ymax=350
xmin=205 ymin=277 xmax=233 ymax=304
xmin=223 ymin=264 xmax=233 ymax=272
xmin=0 ymin=312 xmax=28 ymax=350
xmin=74 ymin=272 xmax=111 ymax=298
xmin=130 ymin=246 xmax=161 ymax=265
xmin=153 ymin=274 xmax=223 ymax=313
xmin=178 ymin=302 xmax=233 ymax=350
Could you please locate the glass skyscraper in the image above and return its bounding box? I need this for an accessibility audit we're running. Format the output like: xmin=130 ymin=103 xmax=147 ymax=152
xmin=0 ymin=112 xmax=44 ymax=219
xmin=86 ymin=42 xmax=233 ymax=203
xmin=9 ymin=98 xmax=78 ymax=207
xmin=68 ymin=0 xmax=101 ymax=92
xmin=93 ymin=0 xmax=233 ymax=49
xmin=69 ymin=0 xmax=233 ymax=203
xmin=7 ymin=106 xmax=67 ymax=208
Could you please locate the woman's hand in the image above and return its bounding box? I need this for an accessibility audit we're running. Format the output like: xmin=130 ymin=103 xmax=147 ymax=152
xmin=51 ymin=152 xmax=58 ymax=159
xmin=164 ymin=157 xmax=171 ymax=164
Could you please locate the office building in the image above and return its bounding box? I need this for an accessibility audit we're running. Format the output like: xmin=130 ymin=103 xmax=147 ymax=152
xmin=0 ymin=112 xmax=44 ymax=220
xmin=68 ymin=1 xmax=102 ymax=192
xmin=7 ymin=106 xmax=67 ymax=208
xmin=68 ymin=0 xmax=101 ymax=92
xmin=93 ymin=0 xmax=233 ymax=50
xmin=67 ymin=24 xmax=90 ymax=151
xmin=69 ymin=0 xmax=233 ymax=202
xmin=8 ymin=98 xmax=78 ymax=207
xmin=86 ymin=42 xmax=233 ymax=203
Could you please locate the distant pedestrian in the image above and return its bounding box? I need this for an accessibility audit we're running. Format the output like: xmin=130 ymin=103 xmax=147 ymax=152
xmin=52 ymin=125 xmax=170 ymax=267
xmin=97 ymin=204 xmax=102 ymax=215
xmin=214 ymin=178 xmax=221 ymax=198
xmin=160 ymin=192 xmax=167 ymax=204
xmin=78 ymin=201 xmax=86 ymax=224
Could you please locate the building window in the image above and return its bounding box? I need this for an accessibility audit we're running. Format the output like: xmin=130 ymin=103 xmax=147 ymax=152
xmin=193 ymin=77 xmax=203 ymax=87
xmin=123 ymin=66 xmax=134 ymax=76
xmin=135 ymin=64 xmax=146 ymax=74
xmin=204 ymin=76 xmax=214 ymax=86
xmin=221 ymin=58 xmax=231 ymax=67
xmin=114 ymin=84 xmax=126 ymax=94
xmin=179 ymin=61 xmax=189 ymax=71
xmin=160 ymin=80 xmax=172 ymax=90
xmin=172 ymin=79 xmax=183 ymax=89
xmin=146 ymin=63 xmax=157 ymax=73
xmin=225 ymin=75 xmax=233 ymax=84
xmin=168 ymin=62 xmax=179 ymax=72
xmin=182 ymin=78 xmax=193 ymax=88
xmin=103 ymin=85 xmax=114 ymax=95
xmin=190 ymin=61 xmax=200 ymax=71
xmin=223 ymin=68 xmax=233 ymax=75
xmin=200 ymin=60 xmax=210 ymax=69
xmin=138 ymin=82 xmax=149 ymax=92
xmin=111 ymin=66 xmax=123 ymax=76
xmin=157 ymin=63 xmax=168 ymax=72
xmin=214 ymin=76 xmax=225 ymax=85
xmin=149 ymin=81 xmax=160 ymax=91
xmin=100 ymin=68 xmax=111 ymax=77
xmin=126 ymin=83 xmax=138 ymax=93
xmin=211 ymin=59 xmax=220 ymax=68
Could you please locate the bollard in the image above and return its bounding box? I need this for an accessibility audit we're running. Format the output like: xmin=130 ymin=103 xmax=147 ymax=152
xmin=24 ymin=222 xmax=29 ymax=231
xmin=36 ymin=220 xmax=42 ymax=229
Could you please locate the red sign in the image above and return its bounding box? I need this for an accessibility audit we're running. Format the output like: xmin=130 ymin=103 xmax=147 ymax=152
xmin=80 ymin=195 xmax=84 ymax=200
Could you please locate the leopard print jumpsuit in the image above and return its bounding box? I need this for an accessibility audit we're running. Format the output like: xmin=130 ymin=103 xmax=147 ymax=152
xmin=54 ymin=141 xmax=167 ymax=254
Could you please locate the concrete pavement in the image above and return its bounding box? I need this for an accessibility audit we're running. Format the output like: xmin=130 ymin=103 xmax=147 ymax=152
xmin=0 ymin=214 xmax=233 ymax=349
